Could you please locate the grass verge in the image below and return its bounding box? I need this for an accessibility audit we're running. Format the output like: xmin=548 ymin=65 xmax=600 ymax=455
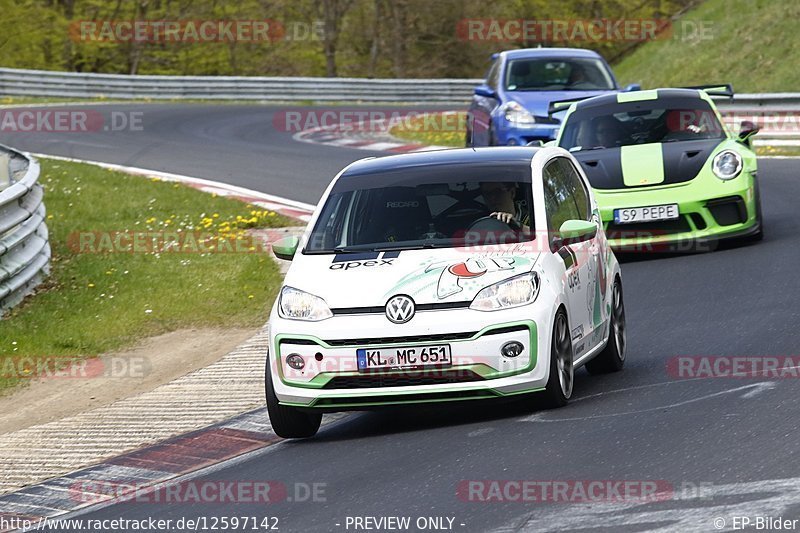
xmin=0 ymin=159 xmax=292 ymax=393
xmin=389 ymin=111 xmax=466 ymax=148
xmin=755 ymin=145 xmax=800 ymax=157
xmin=613 ymin=0 xmax=800 ymax=92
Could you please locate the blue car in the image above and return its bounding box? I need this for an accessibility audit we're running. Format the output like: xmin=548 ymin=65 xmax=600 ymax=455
xmin=466 ymin=48 xmax=640 ymax=146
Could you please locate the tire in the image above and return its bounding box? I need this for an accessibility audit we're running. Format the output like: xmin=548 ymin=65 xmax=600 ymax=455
xmin=746 ymin=181 xmax=764 ymax=242
xmin=265 ymin=358 xmax=321 ymax=438
xmin=586 ymin=278 xmax=626 ymax=375
xmin=541 ymin=309 xmax=573 ymax=408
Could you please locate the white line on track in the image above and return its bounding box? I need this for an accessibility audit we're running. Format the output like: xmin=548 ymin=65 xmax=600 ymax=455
xmin=519 ymin=381 xmax=778 ymax=423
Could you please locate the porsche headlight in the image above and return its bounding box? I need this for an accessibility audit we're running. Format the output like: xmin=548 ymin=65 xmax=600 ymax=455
xmin=712 ymin=150 xmax=743 ymax=180
xmin=278 ymin=286 xmax=333 ymax=321
xmin=503 ymin=102 xmax=536 ymax=125
xmin=470 ymin=272 xmax=540 ymax=311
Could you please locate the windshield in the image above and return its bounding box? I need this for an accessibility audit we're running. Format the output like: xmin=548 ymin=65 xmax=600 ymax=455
xmin=305 ymin=164 xmax=534 ymax=253
xmin=559 ymin=97 xmax=727 ymax=151
xmin=505 ymin=57 xmax=615 ymax=91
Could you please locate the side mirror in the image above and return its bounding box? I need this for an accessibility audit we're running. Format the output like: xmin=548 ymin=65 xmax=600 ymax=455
xmin=272 ymin=236 xmax=299 ymax=261
xmin=526 ymin=140 xmax=543 ymax=147
xmin=474 ymin=85 xmax=496 ymax=98
xmin=623 ymin=83 xmax=641 ymax=92
xmin=559 ymin=220 xmax=597 ymax=244
xmin=739 ymin=120 xmax=760 ymax=143
xmin=543 ymin=140 xmax=557 ymax=148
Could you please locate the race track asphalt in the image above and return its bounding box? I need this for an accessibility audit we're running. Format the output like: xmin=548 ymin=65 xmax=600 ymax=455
xmin=4 ymin=104 xmax=800 ymax=532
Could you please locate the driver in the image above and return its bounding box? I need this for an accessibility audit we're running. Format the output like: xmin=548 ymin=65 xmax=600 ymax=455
xmin=591 ymin=115 xmax=622 ymax=148
xmin=479 ymin=182 xmax=531 ymax=232
xmin=567 ymin=64 xmax=588 ymax=87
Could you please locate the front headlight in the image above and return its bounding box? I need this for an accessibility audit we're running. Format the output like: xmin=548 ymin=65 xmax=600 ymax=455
xmin=503 ymin=102 xmax=536 ymax=125
xmin=470 ymin=272 xmax=540 ymax=311
xmin=712 ymin=150 xmax=743 ymax=180
xmin=278 ymin=286 xmax=333 ymax=321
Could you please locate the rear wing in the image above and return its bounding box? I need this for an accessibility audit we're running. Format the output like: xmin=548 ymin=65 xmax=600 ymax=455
xmin=547 ymin=97 xmax=592 ymax=116
xmin=681 ymin=84 xmax=734 ymax=98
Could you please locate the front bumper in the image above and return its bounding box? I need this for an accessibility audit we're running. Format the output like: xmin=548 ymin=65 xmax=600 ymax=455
xmin=596 ymin=171 xmax=759 ymax=251
xmin=268 ymin=305 xmax=552 ymax=409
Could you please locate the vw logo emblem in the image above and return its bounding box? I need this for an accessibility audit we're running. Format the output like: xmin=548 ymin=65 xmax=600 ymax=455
xmin=385 ymin=295 xmax=415 ymax=324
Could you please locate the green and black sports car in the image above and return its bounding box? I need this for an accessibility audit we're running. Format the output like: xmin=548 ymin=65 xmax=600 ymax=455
xmin=553 ymin=86 xmax=763 ymax=250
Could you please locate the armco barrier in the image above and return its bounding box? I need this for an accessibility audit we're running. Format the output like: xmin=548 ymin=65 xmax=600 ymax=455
xmin=2 ymin=67 xmax=800 ymax=109
xmin=0 ymin=67 xmax=481 ymax=103
xmin=0 ymin=145 xmax=50 ymax=315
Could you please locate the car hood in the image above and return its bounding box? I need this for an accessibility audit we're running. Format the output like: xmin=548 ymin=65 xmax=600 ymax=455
xmin=284 ymin=249 xmax=541 ymax=309
xmin=570 ymin=139 xmax=721 ymax=190
xmin=507 ymin=90 xmax=615 ymax=118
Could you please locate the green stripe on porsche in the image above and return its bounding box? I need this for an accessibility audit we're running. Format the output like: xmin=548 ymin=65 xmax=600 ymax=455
xmin=621 ymin=144 xmax=665 ymax=187
xmin=616 ymin=89 xmax=659 ymax=103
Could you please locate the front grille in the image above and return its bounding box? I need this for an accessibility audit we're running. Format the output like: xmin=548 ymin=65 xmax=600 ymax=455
xmin=331 ymin=301 xmax=470 ymax=315
xmin=707 ymin=196 xmax=747 ymax=226
xmin=323 ymin=369 xmax=484 ymax=389
xmin=323 ymin=331 xmax=477 ymax=347
xmin=606 ymin=216 xmax=692 ymax=239
xmin=689 ymin=213 xmax=707 ymax=230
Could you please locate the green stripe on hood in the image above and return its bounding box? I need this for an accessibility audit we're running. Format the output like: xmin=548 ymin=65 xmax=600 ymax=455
xmin=620 ymin=143 xmax=664 ymax=187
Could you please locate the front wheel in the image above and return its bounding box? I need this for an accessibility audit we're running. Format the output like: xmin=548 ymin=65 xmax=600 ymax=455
xmin=541 ymin=309 xmax=573 ymax=408
xmin=746 ymin=182 xmax=764 ymax=242
xmin=265 ymin=358 xmax=321 ymax=438
xmin=586 ymin=278 xmax=626 ymax=375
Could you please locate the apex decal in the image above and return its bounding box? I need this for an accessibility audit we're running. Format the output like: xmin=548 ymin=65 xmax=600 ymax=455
xmin=329 ymin=258 xmax=395 ymax=270
xmin=329 ymin=250 xmax=401 ymax=270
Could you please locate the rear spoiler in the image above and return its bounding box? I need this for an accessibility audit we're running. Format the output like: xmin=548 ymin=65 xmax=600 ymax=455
xmin=547 ymin=97 xmax=592 ymax=116
xmin=681 ymin=84 xmax=734 ymax=98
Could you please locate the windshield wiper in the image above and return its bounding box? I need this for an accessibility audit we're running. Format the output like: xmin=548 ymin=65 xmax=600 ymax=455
xmin=303 ymin=246 xmax=374 ymax=255
xmin=373 ymin=242 xmax=448 ymax=252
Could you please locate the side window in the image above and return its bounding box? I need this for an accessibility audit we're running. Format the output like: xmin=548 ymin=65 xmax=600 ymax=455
xmin=543 ymin=160 xmax=580 ymax=234
xmin=557 ymin=158 xmax=591 ymax=221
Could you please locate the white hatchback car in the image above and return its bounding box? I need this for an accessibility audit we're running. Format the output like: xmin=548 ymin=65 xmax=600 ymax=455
xmin=267 ymin=147 xmax=625 ymax=438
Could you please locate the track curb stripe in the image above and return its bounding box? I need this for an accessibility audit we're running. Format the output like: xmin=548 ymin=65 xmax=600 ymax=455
xmin=0 ymin=409 xmax=278 ymax=527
